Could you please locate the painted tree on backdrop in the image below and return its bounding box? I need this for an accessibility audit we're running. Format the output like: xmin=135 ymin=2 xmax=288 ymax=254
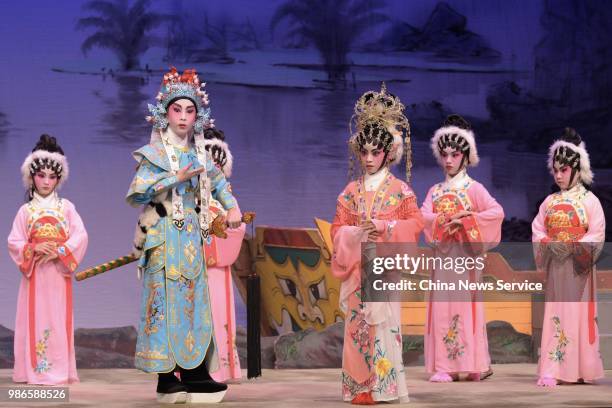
xmin=534 ymin=0 xmax=612 ymax=113
xmin=76 ymin=0 xmax=171 ymax=71
xmin=165 ymin=1 xmax=260 ymax=64
xmin=270 ymin=0 xmax=389 ymax=83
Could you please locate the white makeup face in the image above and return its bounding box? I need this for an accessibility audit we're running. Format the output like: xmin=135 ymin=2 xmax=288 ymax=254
xmin=33 ymin=168 xmax=58 ymax=197
xmin=167 ymin=98 xmax=197 ymax=138
xmin=359 ymin=144 xmax=386 ymax=175
xmin=440 ymin=146 xmax=464 ymax=177
xmin=553 ymin=162 xmax=577 ymax=190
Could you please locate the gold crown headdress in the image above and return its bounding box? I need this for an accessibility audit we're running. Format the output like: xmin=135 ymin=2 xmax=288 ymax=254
xmin=348 ymin=83 xmax=412 ymax=182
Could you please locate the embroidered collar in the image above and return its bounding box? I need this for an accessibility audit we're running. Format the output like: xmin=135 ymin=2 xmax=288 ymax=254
xmin=364 ymin=168 xmax=389 ymax=192
xmin=164 ymin=127 xmax=189 ymax=150
xmin=30 ymin=191 xmax=60 ymax=209
xmin=357 ymin=172 xmax=394 ymax=222
xmin=444 ymin=169 xmax=470 ymax=189
xmin=561 ymin=182 xmax=585 ymax=195
xmin=554 ymin=182 xmax=588 ymax=202
xmin=159 ymin=130 xmax=212 ymax=237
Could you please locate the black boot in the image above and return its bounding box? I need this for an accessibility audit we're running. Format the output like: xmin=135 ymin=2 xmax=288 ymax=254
xmin=180 ymin=362 xmax=228 ymax=403
xmin=156 ymin=370 xmax=188 ymax=404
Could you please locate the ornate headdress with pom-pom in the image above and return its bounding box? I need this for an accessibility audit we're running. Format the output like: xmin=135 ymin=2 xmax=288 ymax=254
xmin=21 ymin=134 xmax=69 ymax=193
xmin=548 ymin=127 xmax=593 ymax=185
xmin=146 ymin=67 xmax=213 ymax=134
xmin=430 ymin=114 xmax=479 ymax=168
xmin=348 ymin=83 xmax=412 ymax=182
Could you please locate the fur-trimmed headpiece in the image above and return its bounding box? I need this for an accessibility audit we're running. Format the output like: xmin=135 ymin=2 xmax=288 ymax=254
xmin=203 ymin=128 xmax=233 ymax=178
xmin=548 ymin=127 xmax=593 ymax=185
xmin=21 ymin=134 xmax=69 ymax=190
xmin=349 ymin=83 xmax=412 ymax=181
xmin=430 ymin=114 xmax=479 ymax=167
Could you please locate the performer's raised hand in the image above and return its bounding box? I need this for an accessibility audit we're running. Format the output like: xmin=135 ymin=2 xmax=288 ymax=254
xmin=176 ymin=163 xmax=204 ymax=183
xmin=226 ymin=207 xmax=242 ymax=229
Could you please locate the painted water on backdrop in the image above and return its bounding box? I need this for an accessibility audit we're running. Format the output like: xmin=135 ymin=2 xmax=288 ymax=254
xmin=0 ymin=65 xmax=571 ymax=330
xmin=1 ymin=0 xmax=609 ymax=330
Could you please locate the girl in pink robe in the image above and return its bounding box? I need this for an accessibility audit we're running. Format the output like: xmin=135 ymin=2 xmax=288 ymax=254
xmin=201 ymin=128 xmax=246 ymax=383
xmin=532 ymin=128 xmax=604 ymax=387
xmin=206 ymin=223 xmax=245 ymax=382
xmin=332 ymin=84 xmax=423 ymax=405
xmin=421 ymin=115 xmax=503 ymax=382
xmin=8 ymin=135 xmax=88 ymax=385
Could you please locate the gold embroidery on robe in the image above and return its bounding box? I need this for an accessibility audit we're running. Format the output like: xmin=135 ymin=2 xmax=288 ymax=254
xmin=183 ymin=241 xmax=197 ymax=265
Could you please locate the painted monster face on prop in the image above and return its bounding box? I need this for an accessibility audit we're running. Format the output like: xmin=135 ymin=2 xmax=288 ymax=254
xmin=349 ymin=83 xmax=412 ymax=181
xmin=254 ymin=227 xmax=343 ymax=335
xmin=430 ymin=114 xmax=479 ymax=176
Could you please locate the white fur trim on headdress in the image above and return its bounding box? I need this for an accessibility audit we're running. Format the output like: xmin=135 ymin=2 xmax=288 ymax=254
xmin=203 ymin=138 xmax=233 ymax=177
xmin=388 ymin=133 xmax=403 ymax=166
xmin=547 ymin=140 xmax=593 ymax=185
xmin=20 ymin=150 xmax=69 ymax=189
xmin=430 ymin=125 xmax=479 ymax=167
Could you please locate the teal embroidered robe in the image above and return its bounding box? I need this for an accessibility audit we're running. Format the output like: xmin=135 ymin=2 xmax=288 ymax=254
xmin=126 ymin=140 xmax=237 ymax=373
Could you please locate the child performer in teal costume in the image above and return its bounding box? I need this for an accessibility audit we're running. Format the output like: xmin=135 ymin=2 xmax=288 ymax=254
xmin=126 ymin=67 xmax=242 ymax=404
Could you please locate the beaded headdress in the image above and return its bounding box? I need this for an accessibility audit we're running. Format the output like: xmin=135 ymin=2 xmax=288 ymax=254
xmin=430 ymin=114 xmax=479 ymax=167
xmin=548 ymin=127 xmax=593 ymax=185
xmin=21 ymin=136 xmax=69 ymax=190
xmin=348 ymin=83 xmax=412 ymax=182
xmin=146 ymin=66 xmax=213 ymax=133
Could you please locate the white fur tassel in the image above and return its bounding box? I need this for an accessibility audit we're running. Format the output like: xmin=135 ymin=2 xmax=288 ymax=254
xmin=430 ymin=126 xmax=479 ymax=167
xmin=547 ymin=140 xmax=593 ymax=185
xmin=21 ymin=150 xmax=70 ymax=189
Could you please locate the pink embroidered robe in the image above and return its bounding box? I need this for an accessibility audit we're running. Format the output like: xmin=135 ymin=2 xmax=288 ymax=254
xmin=7 ymin=198 xmax=88 ymax=385
xmin=532 ymin=183 xmax=605 ymax=382
xmin=421 ymin=171 xmax=503 ymax=375
xmin=204 ymin=201 xmax=246 ymax=382
xmin=331 ymin=173 xmax=423 ymax=402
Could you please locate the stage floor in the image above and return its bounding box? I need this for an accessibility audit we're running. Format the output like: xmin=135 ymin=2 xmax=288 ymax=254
xmin=1 ymin=365 xmax=611 ymax=407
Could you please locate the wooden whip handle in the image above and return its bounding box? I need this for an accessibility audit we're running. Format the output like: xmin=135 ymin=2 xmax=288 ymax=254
xmin=75 ymin=254 xmax=138 ymax=281
xmin=210 ymin=211 xmax=256 ymax=239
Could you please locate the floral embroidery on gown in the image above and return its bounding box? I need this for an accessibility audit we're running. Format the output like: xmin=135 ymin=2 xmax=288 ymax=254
xmin=332 ymin=172 xmax=423 ymax=402
xmin=532 ymin=183 xmax=605 ymax=382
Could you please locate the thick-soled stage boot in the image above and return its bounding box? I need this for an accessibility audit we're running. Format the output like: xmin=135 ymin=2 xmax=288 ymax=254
xmin=180 ymin=362 xmax=228 ymax=403
xmin=156 ymin=371 xmax=188 ymax=404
